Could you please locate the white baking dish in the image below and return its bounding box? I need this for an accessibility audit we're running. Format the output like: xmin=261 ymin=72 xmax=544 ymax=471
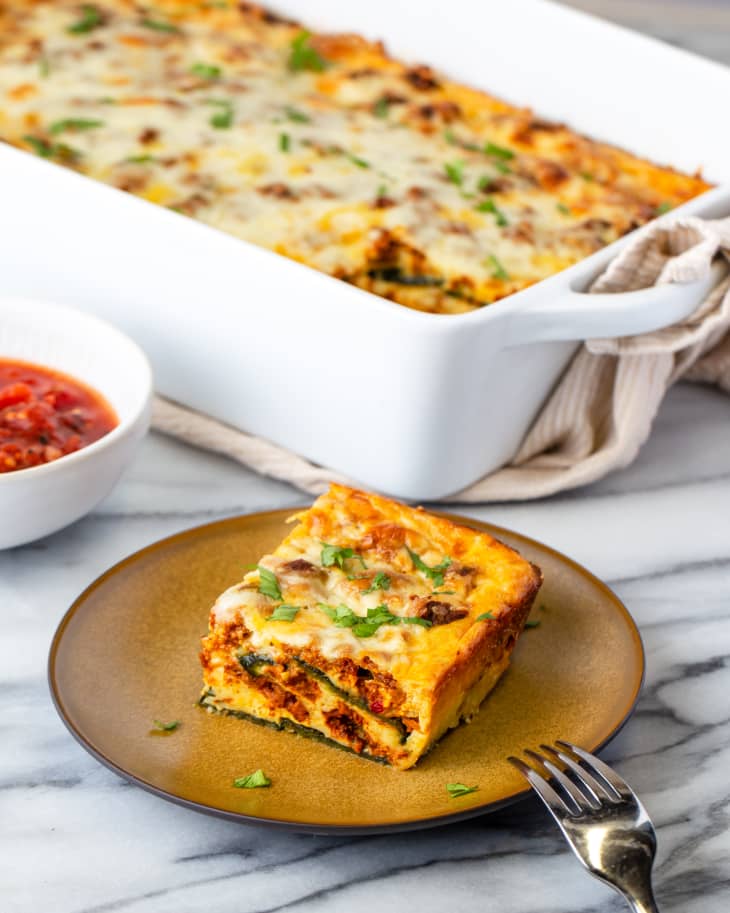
xmin=1 ymin=0 xmax=728 ymax=500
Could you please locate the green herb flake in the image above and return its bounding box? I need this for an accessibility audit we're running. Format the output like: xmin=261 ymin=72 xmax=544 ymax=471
xmin=580 ymin=171 xmax=595 ymax=182
xmin=655 ymin=201 xmax=673 ymax=215
xmin=556 ymin=202 xmax=572 ymax=215
xmin=321 ymin=543 xmax=366 ymax=571
xmin=432 ymin=590 xmax=456 ymax=596
xmin=284 ymin=105 xmax=310 ymax=123
xmin=209 ymin=103 xmax=233 ymax=129
xmin=141 ymin=18 xmax=180 ymax=32
xmin=23 ymin=135 xmax=80 ymax=162
xmin=524 ymin=619 xmax=541 ymax=629
xmin=401 ymin=617 xmax=433 ymax=628
xmin=50 ymin=118 xmax=104 ymax=135
xmin=233 ymin=769 xmax=271 ymax=789
xmin=486 ymin=253 xmax=510 ymax=280
xmin=23 ymin=135 xmax=53 ymax=158
xmin=364 ymin=572 xmax=391 ymax=594
xmin=446 ymin=782 xmax=478 ymax=798
xmin=67 ymin=5 xmax=103 ymax=34
xmin=494 ymin=161 xmax=512 ymax=174
xmin=279 ymin=132 xmax=291 ymax=152
xmin=373 ymin=97 xmax=390 ymax=118
xmin=475 ymin=197 xmax=509 ymax=227
xmin=270 ymin=604 xmax=299 ymax=622
xmin=347 ymin=153 xmax=370 ymax=169
xmin=39 ymin=57 xmax=51 ymax=78
xmin=288 ymin=30 xmax=328 ymax=73
xmin=152 ymin=719 xmax=181 ymax=732
xmin=407 ymin=548 xmax=452 ymax=588
xmin=191 ymin=62 xmax=222 ymax=80
xmin=125 ymin=154 xmax=156 ymax=164
xmin=484 ymin=141 xmax=514 ymax=161
xmin=444 ymin=159 xmax=465 ymax=187
xmin=476 ymin=611 xmax=495 ymax=621
xmin=257 ymin=566 xmax=282 ymax=601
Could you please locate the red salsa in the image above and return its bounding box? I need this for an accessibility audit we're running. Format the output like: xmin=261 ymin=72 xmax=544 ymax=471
xmin=0 ymin=359 xmax=118 ymax=473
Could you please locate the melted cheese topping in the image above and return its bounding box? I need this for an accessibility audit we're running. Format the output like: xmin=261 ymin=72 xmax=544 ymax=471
xmin=209 ymin=483 xmax=540 ymax=693
xmin=0 ymin=1 xmax=711 ymax=314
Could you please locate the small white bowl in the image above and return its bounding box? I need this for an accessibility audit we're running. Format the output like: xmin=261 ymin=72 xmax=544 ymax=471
xmin=0 ymin=296 xmax=152 ymax=549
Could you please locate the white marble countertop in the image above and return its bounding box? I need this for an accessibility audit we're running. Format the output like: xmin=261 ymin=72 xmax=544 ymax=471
xmin=3 ymin=379 xmax=730 ymax=913
xmin=3 ymin=4 xmax=730 ymax=911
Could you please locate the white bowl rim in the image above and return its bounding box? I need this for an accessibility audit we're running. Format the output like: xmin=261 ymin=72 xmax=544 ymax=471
xmin=0 ymin=295 xmax=153 ymax=484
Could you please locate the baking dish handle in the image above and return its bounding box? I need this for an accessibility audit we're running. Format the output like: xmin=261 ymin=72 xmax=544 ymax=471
xmin=506 ymin=260 xmax=726 ymax=345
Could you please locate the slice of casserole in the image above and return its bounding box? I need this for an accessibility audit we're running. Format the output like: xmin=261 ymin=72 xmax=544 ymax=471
xmin=200 ymin=484 xmax=542 ymax=768
xmin=0 ymin=2 xmax=711 ymax=315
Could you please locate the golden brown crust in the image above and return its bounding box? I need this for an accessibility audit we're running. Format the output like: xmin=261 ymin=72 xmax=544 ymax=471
xmin=200 ymin=484 xmax=542 ymax=767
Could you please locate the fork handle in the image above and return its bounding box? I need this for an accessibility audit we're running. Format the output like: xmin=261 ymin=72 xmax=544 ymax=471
xmin=624 ymin=886 xmax=660 ymax=913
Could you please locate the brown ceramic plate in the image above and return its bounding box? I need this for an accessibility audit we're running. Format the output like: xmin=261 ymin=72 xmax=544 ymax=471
xmin=49 ymin=509 xmax=644 ymax=835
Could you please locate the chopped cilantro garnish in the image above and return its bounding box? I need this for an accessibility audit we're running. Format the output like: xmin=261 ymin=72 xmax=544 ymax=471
xmin=209 ymin=101 xmax=233 ymax=128
xmin=494 ymin=161 xmax=512 ymax=174
xmin=279 ymin=132 xmax=291 ymax=152
xmin=39 ymin=57 xmax=50 ymax=78
xmin=270 ymin=604 xmax=299 ymax=621
xmin=347 ymin=153 xmax=370 ymax=169
xmin=257 ymin=566 xmax=282 ymax=601
xmin=125 ymin=154 xmax=156 ymax=164
xmin=373 ymin=97 xmax=390 ymax=118
xmin=475 ymin=197 xmax=509 ymax=227
xmin=288 ymin=30 xmax=328 ymax=73
xmin=446 ymin=782 xmax=478 ymax=798
xmin=50 ymin=118 xmax=104 ymax=135
xmin=432 ymin=590 xmax=456 ymax=596
xmin=233 ymin=769 xmax=271 ymax=789
xmin=486 ymin=253 xmax=510 ymax=280
xmin=655 ymin=201 xmax=673 ymax=215
xmin=556 ymin=202 xmax=572 ymax=215
xmin=401 ymin=617 xmax=432 ymax=628
xmin=23 ymin=136 xmax=53 ymax=158
xmin=321 ymin=543 xmax=366 ymax=570
xmin=141 ymin=18 xmax=180 ymax=32
xmin=67 ymin=5 xmax=103 ymax=34
xmin=284 ymin=105 xmax=310 ymax=123
xmin=484 ymin=141 xmax=514 ymax=161
xmin=191 ymin=62 xmax=222 ymax=79
xmin=23 ymin=136 xmax=80 ymax=161
xmin=364 ymin=572 xmax=391 ymax=594
xmin=476 ymin=611 xmax=495 ymax=621
xmin=444 ymin=159 xmax=465 ymax=187
xmin=524 ymin=619 xmax=541 ymax=629
xmin=318 ymin=602 xmax=431 ymax=637
xmin=580 ymin=171 xmax=595 ymax=182
xmin=407 ymin=549 xmax=452 ymax=588
xmin=152 ymin=719 xmax=180 ymax=731
xmin=376 ymin=183 xmax=389 ymax=198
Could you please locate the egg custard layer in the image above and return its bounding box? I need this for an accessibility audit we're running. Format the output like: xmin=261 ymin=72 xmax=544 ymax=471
xmin=0 ymin=1 xmax=711 ymax=314
xmin=200 ymin=485 xmax=542 ymax=768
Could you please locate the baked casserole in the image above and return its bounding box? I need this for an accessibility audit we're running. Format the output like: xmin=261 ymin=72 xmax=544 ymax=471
xmin=0 ymin=1 xmax=711 ymax=314
xmin=199 ymin=484 xmax=542 ymax=768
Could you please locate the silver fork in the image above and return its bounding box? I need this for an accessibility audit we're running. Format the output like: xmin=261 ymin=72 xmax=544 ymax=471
xmin=509 ymin=741 xmax=659 ymax=913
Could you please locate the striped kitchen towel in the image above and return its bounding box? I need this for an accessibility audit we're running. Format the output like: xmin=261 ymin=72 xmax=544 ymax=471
xmin=153 ymin=214 xmax=730 ymax=502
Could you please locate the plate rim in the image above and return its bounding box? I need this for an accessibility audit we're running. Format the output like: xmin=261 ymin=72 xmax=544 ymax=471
xmin=48 ymin=508 xmax=645 ymax=835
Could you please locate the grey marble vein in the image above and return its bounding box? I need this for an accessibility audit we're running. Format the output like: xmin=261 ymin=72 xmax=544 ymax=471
xmin=2 ymin=6 xmax=730 ymax=906
xmin=2 ymin=376 xmax=729 ymax=913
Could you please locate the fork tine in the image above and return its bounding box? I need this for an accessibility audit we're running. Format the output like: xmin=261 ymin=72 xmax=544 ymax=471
xmin=540 ymin=744 xmax=611 ymax=806
xmin=508 ymin=756 xmax=577 ymax=817
xmin=525 ymin=749 xmax=593 ymax=813
xmin=556 ymin=741 xmax=630 ymax=800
